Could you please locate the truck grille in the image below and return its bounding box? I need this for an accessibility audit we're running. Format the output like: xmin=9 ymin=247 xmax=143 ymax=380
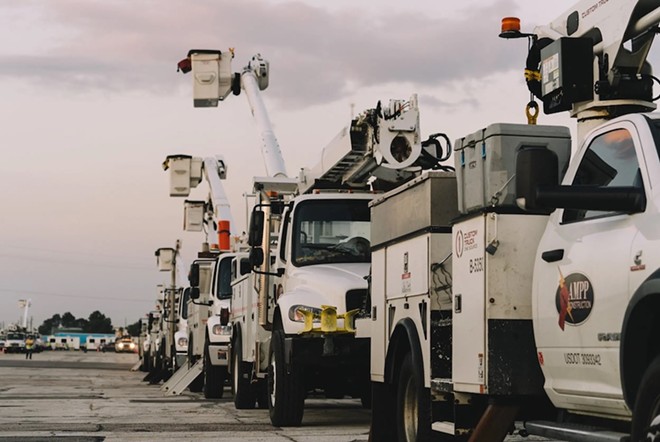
xmin=346 ymin=289 xmax=368 ymax=317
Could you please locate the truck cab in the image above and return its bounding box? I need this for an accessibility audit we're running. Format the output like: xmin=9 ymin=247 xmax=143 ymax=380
xmin=184 ymin=251 xmax=248 ymax=398
xmin=248 ymin=189 xmax=374 ymax=426
xmin=173 ymin=289 xmax=189 ymax=370
xmin=203 ymin=251 xmax=248 ymax=398
xmin=274 ymin=192 xmax=372 ymax=335
xmin=527 ymin=113 xmax=658 ymax=427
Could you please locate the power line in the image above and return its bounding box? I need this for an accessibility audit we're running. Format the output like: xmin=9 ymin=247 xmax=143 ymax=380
xmin=1 ymin=244 xmax=153 ymax=266
xmin=0 ymin=253 xmax=153 ymax=270
xmin=0 ymin=288 xmax=155 ymax=304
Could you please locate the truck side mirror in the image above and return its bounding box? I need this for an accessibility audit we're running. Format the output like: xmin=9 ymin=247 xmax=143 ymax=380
xmin=240 ymin=258 xmax=252 ymax=275
xmin=189 ymin=287 xmax=200 ymax=300
xmin=249 ymin=247 xmax=264 ymax=268
xmin=248 ymin=210 xmax=265 ymax=247
xmin=189 ymin=263 xmax=200 ymax=287
xmin=515 ymin=146 xmax=558 ymax=212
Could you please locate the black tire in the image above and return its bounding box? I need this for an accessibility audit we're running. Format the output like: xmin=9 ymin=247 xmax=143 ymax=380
xmin=203 ymin=338 xmax=226 ymax=399
xmin=632 ymin=355 xmax=660 ymax=440
xmin=232 ymin=333 xmax=256 ymax=409
xmin=396 ymin=353 xmax=431 ymax=442
xmin=148 ymin=344 xmax=164 ymax=384
xmin=188 ymin=335 xmax=204 ymax=393
xmin=256 ymin=379 xmax=269 ymax=410
xmin=157 ymin=338 xmax=168 ymax=374
xmin=371 ymin=381 xmax=396 ymax=441
xmin=360 ymin=385 xmax=372 ymax=409
xmin=268 ymin=329 xmax=305 ymax=427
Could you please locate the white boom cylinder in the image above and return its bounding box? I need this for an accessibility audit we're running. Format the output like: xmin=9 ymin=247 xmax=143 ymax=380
xmin=203 ymin=157 xmax=235 ymax=229
xmin=241 ymin=71 xmax=288 ymax=178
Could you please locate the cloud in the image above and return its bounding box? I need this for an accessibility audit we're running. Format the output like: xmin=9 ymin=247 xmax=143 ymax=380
xmin=0 ymin=0 xmax=521 ymax=107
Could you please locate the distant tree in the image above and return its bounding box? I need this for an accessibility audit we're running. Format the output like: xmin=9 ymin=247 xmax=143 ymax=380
xmin=126 ymin=320 xmax=141 ymax=337
xmin=84 ymin=311 xmax=113 ymax=333
xmin=61 ymin=312 xmax=76 ymax=328
xmin=37 ymin=314 xmax=62 ymax=335
xmin=75 ymin=317 xmax=89 ymax=330
xmin=38 ymin=311 xmax=114 ymax=335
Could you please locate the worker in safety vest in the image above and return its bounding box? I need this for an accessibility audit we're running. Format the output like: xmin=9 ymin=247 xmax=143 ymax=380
xmin=25 ymin=336 xmax=35 ymax=360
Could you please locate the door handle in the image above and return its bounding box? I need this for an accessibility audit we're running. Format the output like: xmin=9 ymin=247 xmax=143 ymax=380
xmin=541 ymin=249 xmax=564 ymax=263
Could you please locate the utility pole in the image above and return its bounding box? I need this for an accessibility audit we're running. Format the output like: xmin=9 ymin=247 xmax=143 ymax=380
xmin=168 ymin=239 xmax=181 ymax=369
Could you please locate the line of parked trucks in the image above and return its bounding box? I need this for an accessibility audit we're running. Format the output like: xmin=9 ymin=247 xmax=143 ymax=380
xmin=136 ymin=1 xmax=660 ymax=440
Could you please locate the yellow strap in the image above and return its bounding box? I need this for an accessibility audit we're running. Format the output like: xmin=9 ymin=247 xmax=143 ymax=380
xmin=524 ymin=69 xmax=541 ymax=82
xmin=526 ymin=100 xmax=539 ymax=125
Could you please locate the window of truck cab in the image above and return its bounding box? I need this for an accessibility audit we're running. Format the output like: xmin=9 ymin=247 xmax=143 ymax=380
xmin=197 ymin=261 xmax=213 ymax=295
xmin=216 ymin=257 xmax=232 ymax=299
xmin=279 ymin=204 xmax=291 ymax=263
xmin=562 ymin=127 xmax=644 ymax=223
xmin=291 ymin=198 xmax=371 ymax=267
xmin=180 ymin=288 xmax=190 ymax=320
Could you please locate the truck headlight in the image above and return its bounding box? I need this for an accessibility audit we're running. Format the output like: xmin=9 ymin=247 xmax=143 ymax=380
xmin=129 ymin=342 xmax=136 ymax=349
xmin=289 ymin=305 xmax=322 ymax=323
xmin=212 ymin=324 xmax=232 ymax=336
xmin=117 ymin=343 xmax=124 ymax=349
xmin=177 ymin=337 xmax=188 ymax=347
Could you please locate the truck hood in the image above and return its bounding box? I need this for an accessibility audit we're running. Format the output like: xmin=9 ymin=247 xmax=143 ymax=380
xmin=280 ymin=262 xmax=369 ymax=312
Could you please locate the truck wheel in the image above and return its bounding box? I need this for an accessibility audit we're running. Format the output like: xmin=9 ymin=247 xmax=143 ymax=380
xmin=360 ymin=385 xmax=372 ymax=409
xmin=268 ymin=329 xmax=304 ymax=427
xmin=232 ymin=334 xmax=256 ymax=409
xmin=397 ymin=353 xmax=431 ymax=442
xmin=203 ymin=338 xmax=226 ymax=399
xmin=256 ymin=380 xmax=269 ymax=410
xmin=188 ymin=335 xmax=204 ymax=393
xmin=632 ymin=355 xmax=660 ymax=440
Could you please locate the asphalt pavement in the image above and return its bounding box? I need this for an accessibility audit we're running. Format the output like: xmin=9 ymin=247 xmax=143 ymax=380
xmin=0 ymin=350 xmax=556 ymax=441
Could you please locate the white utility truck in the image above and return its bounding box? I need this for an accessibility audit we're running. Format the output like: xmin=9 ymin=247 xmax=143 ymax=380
xmin=179 ymin=48 xmax=452 ymax=425
xmin=161 ymin=154 xmax=248 ymax=398
xmin=369 ymin=1 xmax=660 ymax=441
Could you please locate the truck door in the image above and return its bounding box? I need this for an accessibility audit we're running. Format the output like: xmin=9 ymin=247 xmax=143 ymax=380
xmin=533 ymin=121 xmax=647 ymax=416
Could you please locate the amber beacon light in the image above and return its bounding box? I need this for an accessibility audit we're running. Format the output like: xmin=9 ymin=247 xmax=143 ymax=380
xmin=499 ymin=17 xmax=523 ymax=39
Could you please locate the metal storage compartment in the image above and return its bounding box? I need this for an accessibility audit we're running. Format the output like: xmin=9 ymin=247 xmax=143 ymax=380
xmin=451 ymin=213 xmax=547 ymax=396
xmin=370 ymin=171 xmax=459 ymax=247
xmin=454 ymin=123 xmax=571 ymax=214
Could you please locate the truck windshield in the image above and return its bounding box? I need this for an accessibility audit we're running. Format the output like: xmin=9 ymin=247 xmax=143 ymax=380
xmin=292 ymin=199 xmax=371 ymax=266
xmin=7 ymin=333 xmax=24 ymax=340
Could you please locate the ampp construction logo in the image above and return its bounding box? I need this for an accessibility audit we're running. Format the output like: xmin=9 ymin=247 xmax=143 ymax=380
xmin=555 ymin=270 xmax=594 ymax=331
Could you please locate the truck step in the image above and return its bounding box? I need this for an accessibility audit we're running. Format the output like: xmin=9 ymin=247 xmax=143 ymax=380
xmin=431 ymin=378 xmax=453 ymax=395
xmin=160 ymin=359 xmax=203 ymax=396
xmin=432 ymin=421 xmax=455 ymax=435
xmin=525 ymin=420 xmax=629 ymax=442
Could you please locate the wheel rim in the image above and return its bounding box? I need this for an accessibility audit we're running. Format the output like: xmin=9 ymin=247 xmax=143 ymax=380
xmin=270 ymin=351 xmax=277 ymax=407
xmin=402 ymin=375 xmax=418 ymax=442
xmin=233 ymin=351 xmax=239 ymax=395
xmin=648 ymin=397 xmax=660 ymax=438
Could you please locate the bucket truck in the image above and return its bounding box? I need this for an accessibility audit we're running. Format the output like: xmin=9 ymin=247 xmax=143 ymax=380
xmin=178 ymin=48 xmax=453 ymax=425
xmin=160 ymin=155 xmax=248 ymax=398
xmin=144 ymin=244 xmax=185 ymax=384
xmin=368 ymin=1 xmax=660 ymax=441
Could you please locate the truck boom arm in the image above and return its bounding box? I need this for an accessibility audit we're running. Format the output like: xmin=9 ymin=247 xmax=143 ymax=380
xmin=163 ymin=155 xmax=236 ymax=251
xmin=299 ymin=95 xmax=451 ymax=193
xmin=180 ymin=50 xmax=288 ymax=179
xmin=506 ymin=0 xmax=660 ymax=136
xmin=240 ymin=55 xmax=288 ymax=178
